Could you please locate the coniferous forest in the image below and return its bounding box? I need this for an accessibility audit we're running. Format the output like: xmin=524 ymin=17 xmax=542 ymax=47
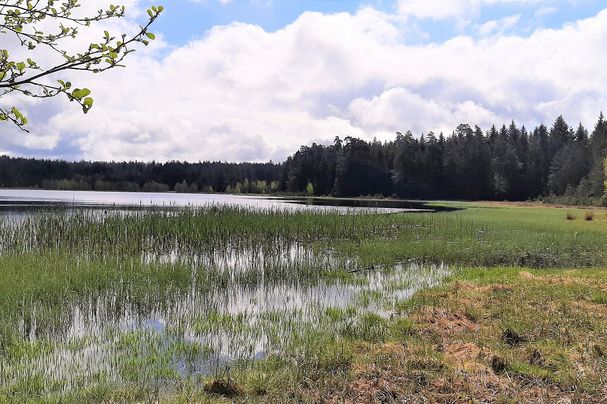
xmin=1 ymin=113 xmax=606 ymax=203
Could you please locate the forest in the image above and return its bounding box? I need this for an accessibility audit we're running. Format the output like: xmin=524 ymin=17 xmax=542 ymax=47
xmin=0 ymin=113 xmax=606 ymax=203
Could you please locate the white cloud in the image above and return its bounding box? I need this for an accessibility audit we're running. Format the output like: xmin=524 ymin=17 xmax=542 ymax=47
xmin=348 ymin=87 xmax=500 ymax=134
xmin=396 ymin=0 xmax=561 ymax=20
xmin=476 ymin=14 xmax=521 ymax=36
xmin=534 ymin=6 xmax=559 ymax=17
xmin=396 ymin=0 xmax=473 ymax=19
xmin=3 ymin=4 xmax=607 ymax=162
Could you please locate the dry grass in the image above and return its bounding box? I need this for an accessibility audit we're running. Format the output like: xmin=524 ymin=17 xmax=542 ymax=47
xmin=243 ymin=267 xmax=607 ymax=403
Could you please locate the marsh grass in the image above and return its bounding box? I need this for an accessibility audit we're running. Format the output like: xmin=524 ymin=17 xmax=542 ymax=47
xmin=0 ymin=206 xmax=452 ymax=400
xmin=2 ymin=202 xmax=607 ymax=400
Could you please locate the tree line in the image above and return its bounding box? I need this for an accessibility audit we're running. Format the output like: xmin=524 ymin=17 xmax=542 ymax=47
xmin=0 ymin=159 xmax=280 ymax=194
xmin=0 ymin=113 xmax=606 ymax=203
xmin=283 ymin=113 xmax=607 ymax=203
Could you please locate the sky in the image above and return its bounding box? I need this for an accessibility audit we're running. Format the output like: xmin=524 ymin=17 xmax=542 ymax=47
xmin=2 ymin=0 xmax=607 ymax=162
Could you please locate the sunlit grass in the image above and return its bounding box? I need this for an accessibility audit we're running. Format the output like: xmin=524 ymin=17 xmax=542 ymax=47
xmin=1 ymin=202 xmax=607 ymax=400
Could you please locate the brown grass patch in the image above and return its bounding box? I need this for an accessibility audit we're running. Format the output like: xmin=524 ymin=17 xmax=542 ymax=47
xmin=454 ymin=281 xmax=512 ymax=294
xmin=573 ymin=300 xmax=607 ymax=316
xmin=414 ymin=307 xmax=479 ymax=335
xmin=443 ymin=342 xmax=484 ymax=371
xmin=520 ymin=271 xmax=540 ymax=280
xmin=346 ymin=374 xmax=405 ymax=403
xmin=519 ymin=271 xmax=584 ymax=287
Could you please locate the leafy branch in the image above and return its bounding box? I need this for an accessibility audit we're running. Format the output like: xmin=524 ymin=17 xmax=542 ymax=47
xmin=0 ymin=1 xmax=163 ymax=131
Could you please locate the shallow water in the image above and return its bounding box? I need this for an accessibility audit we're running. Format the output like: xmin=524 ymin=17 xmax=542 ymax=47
xmin=0 ymin=204 xmax=453 ymax=398
xmin=1 ymin=240 xmax=450 ymax=395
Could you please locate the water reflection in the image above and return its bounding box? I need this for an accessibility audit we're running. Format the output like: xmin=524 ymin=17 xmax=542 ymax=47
xmin=3 ymin=242 xmax=450 ymax=395
xmin=0 ymin=202 xmax=454 ymax=398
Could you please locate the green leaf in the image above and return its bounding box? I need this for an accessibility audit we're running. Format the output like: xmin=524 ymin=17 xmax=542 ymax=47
xmin=71 ymin=88 xmax=91 ymax=100
xmin=146 ymin=32 xmax=156 ymax=40
xmin=82 ymin=97 xmax=94 ymax=113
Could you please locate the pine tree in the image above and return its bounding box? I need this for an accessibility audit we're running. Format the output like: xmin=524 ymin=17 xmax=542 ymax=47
xmin=589 ymin=113 xmax=607 ymax=196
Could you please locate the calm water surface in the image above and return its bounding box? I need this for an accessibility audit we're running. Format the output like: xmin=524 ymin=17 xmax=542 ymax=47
xmin=0 ymin=189 xmax=438 ymax=214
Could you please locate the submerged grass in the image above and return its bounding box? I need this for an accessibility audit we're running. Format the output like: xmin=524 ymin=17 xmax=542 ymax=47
xmin=1 ymin=202 xmax=607 ymax=401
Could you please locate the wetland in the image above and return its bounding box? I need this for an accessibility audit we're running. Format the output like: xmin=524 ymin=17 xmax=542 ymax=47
xmin=1 ymin=194 xmax=607 ymax=402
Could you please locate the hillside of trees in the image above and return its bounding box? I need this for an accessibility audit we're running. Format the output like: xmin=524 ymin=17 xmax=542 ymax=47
xmin=0 ymin=113 xmax=606 ymax=204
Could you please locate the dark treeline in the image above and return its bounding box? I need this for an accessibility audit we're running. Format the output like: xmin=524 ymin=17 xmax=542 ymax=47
xmin=1 ymin=113 xmax=606 ymax=203
xmin=283 ymin=113 xmax=607 ymax=203
xmin=0 ymin=159 xmax=280 ymax=194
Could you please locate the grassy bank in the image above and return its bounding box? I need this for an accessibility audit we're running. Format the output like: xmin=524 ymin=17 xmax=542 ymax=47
xmin=1 ymin=202 xmax=607 ymax=402
xmin=192 ymin=267 xmax=607 ymax=402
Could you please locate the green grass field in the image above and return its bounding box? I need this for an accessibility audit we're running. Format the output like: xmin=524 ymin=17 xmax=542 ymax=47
xmin=1 ymin=202 xmax=606 ymax=402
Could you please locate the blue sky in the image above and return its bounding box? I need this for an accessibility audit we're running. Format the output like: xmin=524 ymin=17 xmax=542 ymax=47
xmin=153 ymin=0 xmax=606 ymax=45
xmin=4 ymin=0 xmax=607 ymax=162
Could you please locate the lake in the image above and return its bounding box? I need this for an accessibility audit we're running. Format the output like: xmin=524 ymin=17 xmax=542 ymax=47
xmin=0 ymin=189 xmax=445 ymax=214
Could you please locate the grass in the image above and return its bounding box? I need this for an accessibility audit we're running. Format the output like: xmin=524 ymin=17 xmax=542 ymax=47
xmin=342 ymin=203 xmax=607 ymax=268
xmin=1 ymin=201 xmax=607 ymax=401
xmin=190 ymin=267 xmax=607 ymax=402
